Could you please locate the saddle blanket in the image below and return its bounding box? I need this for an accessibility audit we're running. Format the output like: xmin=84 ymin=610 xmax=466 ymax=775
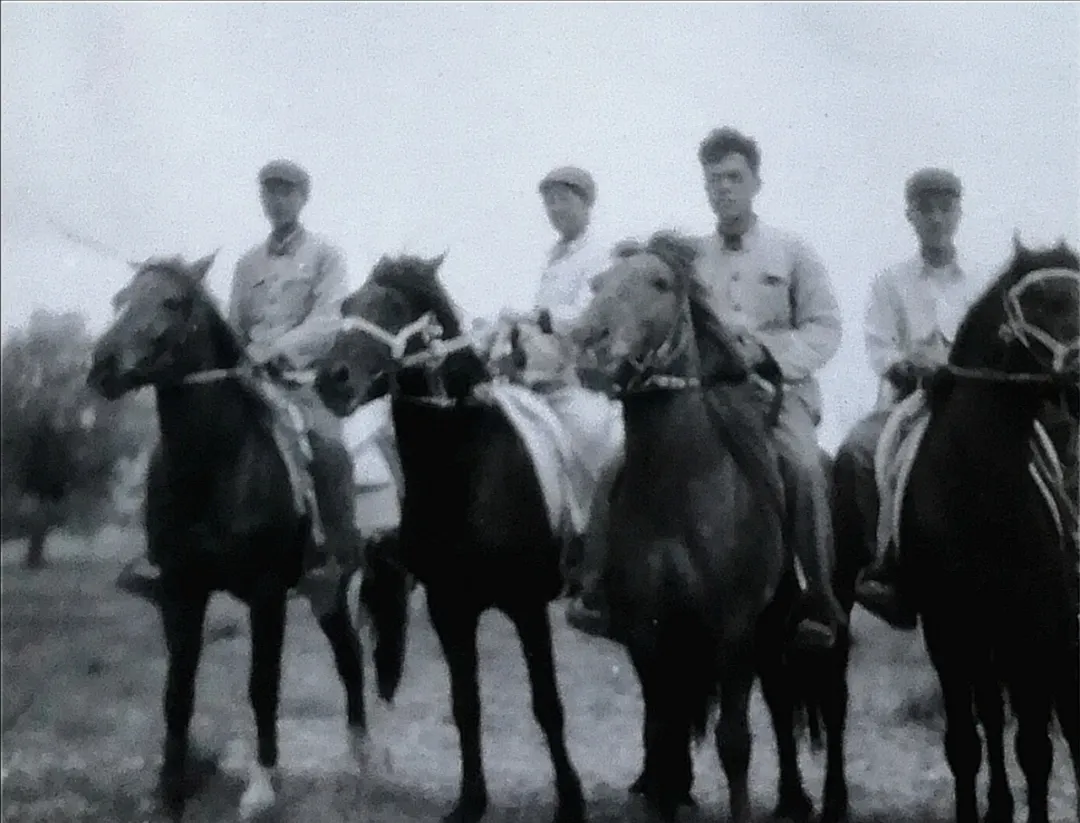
xmin=875 ymin=388 xmax=1071 ymax=556
xmin=247 ymin=377 xmax=325 ymax=546
xmin=342 ymin=384 xmax=625 ymax=539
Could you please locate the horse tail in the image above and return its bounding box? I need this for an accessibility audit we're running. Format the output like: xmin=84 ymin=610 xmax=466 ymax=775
xmin=655 ymin=539 xmax=719 ymax=746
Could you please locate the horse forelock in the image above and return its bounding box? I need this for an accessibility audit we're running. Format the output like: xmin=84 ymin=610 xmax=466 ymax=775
xmin=368 ymin=254 xmax=463 ymax=337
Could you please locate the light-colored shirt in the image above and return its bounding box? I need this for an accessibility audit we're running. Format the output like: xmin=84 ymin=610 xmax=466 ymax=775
xmin=535 ymin=228 xmax=614 ymax=336
xmin=227 ymin=226 xmax=348 ymax=370
xmin=227 ymin=226 xmax=349 ymax=439
xmin=693 ymin=219 xmax=842 ymax=423
xmin=865 ymin=253 xmax=986 ymax=407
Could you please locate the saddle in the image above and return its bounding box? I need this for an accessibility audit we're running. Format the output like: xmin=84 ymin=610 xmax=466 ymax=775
xmin=242 ymin=373 xmax=326 ymax=546
xmin=874 ymin=388 xmax=1074 ymax=556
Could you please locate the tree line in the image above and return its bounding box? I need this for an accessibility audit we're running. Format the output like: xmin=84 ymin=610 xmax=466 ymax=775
xmin=1 ymin=310 xmax=156 ymax=568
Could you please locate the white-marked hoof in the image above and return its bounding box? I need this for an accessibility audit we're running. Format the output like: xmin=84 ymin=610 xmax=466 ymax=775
xmin=238 ymin=764 xmax=276 ymax=820
xmin=348 ymin=730 xmax=393 ymax=776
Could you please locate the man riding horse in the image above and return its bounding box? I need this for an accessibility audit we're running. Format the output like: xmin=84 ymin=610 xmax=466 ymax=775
xmin=119 ymin=159 xmax=359 ymax=618
xmin=840 ymin=168 xmax=1079 ymax=629
xmin=569 ymin=127 xmax=847 ymax=652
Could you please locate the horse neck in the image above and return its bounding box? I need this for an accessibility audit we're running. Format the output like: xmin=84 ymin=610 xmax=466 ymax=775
xmin=946 ymin=338 xmax=1047 ymax=461
xmin=154 ymin=335 xmax=254 ymax=474
xmin=621 ymin=384 xmax=717 ymax=488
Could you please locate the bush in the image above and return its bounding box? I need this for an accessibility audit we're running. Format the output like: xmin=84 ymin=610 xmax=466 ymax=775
xmin=1 ymin=311 xmax=155 ymax=567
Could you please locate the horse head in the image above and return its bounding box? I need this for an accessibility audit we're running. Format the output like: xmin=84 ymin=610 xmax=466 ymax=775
xmin=573 ymin=231 xmax=751 ymax=395
xmin=949 ymin=238 xmax=1079 ymax=405
xmin=315 ymin=252 xmax=485 ymax=417
xmin=87 ymin=251 xmax=236 ymax=400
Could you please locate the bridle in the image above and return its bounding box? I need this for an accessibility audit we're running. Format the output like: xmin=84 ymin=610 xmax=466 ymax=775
xmin=580 ymin=289 xmax=702 ymax=398
xmin=331 ymin=311 xmax=477 ymax=407
xmin=943 ymin=267 xmax=1080 ymax=388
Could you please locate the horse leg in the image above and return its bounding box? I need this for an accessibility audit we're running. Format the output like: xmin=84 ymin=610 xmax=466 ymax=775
xmin=508 ymin=605 xmax=586 ymax=823
xmin=1052 ymin=647 xmax=1080 ymax=817
xmin=758 ymin=654 xmax=813 ymax=823
xmin=427 ymin=591 xmax=488 ymax=823
xmin=1009 ymin=677 xmax=1054 ymax=823
xmin=715 ymin=663 xmax=756 ymax=823
xmin=819 ymin=652 xmax=852 ymax=823
xmin=924 ymin=625 xmax=981 ymax=823
xmin=239 ymin=585 xmax=288 ymax=821
xmin=972 ymin=676 xmax=1014 ymax=823
xmin=157 ymin=586 xmax=210 ymax=817
xmin=316 ymin=577 xmax=385 ymax=773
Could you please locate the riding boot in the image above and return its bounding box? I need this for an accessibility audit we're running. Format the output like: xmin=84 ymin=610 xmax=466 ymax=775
xmin=566 ymin=459 xmax=620 ymax=640
xmin=295 ymin=433 xmax=360 ymax=620
xmin=778 ymin=450 xmax=846 ymax=652
xmin=855 ymin=542 xmax=917 ymax=630
xmin=791 ymin=531 xmax=848 ymax=652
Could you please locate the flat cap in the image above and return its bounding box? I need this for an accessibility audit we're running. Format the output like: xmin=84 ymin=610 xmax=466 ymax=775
xmin=539 ymin=166 xmax=596 ymax=206
xmin=905 ymin=167 xmax=962 ymax=202
xmin=258 ymin=159 xmax=311 ymax=192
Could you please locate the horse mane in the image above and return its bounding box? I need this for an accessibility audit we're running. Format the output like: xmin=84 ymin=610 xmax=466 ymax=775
xmin=619 ymin=231 xmax=752 ymax=382
xmin=620 ymin=232 xmax=784 ymax=518
xmin=949 ymin=239 xmax=1079 ymax=370
xmin=928 ymin=239 xmax=1079 ymax=412
xmin=131 ymin=255 xmax=248 ymax=366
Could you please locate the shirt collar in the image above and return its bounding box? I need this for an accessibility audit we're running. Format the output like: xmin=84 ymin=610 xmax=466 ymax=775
xmin=549 ymin=228 xmax=591 ymax=265
xmin=916 ymin=252 xmax=966 ymax=282
xmin=715 ymin=215 xmax=760 ymax=253
xmin=266 ymin=224 xmax=306 ymax=257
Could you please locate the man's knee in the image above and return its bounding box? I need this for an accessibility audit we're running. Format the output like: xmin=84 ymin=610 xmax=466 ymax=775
xmin=835 ymin=414 xmax=887 ymax=477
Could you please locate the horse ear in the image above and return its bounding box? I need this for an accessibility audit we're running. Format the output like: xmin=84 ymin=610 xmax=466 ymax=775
xmin=427 ymin=251 xmax=448 ymax=272
xmin=188 ymin=249 xmax=219 ymax=283
xmin=1011 ymin=230 xmax=1026 ymax=256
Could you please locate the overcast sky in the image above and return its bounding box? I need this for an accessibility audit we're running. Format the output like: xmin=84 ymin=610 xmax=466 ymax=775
xmin=2 ymin=2 xmax=1078 ymax=449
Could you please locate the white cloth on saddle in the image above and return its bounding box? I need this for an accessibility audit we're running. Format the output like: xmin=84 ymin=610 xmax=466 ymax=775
xmin=874 ymin=388 xmax=1069 ymax=555
xmin=340 ymin=383 xmax=624 ymax=538
xmin=490 ymin=383 xmax=624 ymax=537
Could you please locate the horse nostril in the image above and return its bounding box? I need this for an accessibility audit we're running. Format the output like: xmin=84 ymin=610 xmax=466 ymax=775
xmin=331 ymin=364 xmax=351 ymax=385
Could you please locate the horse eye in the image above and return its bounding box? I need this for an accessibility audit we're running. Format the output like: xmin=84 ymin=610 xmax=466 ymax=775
xmin=652 ymin=276 xmax=671 ymax=292
xmin=163 ymin=296 xmax=185 ymax=311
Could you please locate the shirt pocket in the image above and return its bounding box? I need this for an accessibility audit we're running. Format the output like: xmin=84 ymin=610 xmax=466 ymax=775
xmin=748 ymin=269 xmax=792 ymax=327
xmin=273 ymin=278 xmax=316 ymax=324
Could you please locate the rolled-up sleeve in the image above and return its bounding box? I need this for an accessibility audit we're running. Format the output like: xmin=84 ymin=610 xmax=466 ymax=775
xmin=272 ymin=244 xmax=349 ymax=367
xmin=864 ymin=273 xmax=905 ymax=377
xmin=755 ymin=239 xmax=842 ymax=381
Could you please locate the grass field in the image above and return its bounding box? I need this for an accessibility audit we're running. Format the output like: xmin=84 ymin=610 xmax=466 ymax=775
xmin=1 ymin=529 xmax=1076 ymax=822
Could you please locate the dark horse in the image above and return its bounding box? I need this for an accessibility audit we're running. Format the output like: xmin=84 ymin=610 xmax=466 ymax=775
xmin=572 ymin=232 xmax=849 ymax=822
xmin=900 ymin=240 xmax=1079 ymax=823
xmin=86 ymin=253 xmax=411 ymax=820
xmin=313 ymin=254 xmax=586 ymax=823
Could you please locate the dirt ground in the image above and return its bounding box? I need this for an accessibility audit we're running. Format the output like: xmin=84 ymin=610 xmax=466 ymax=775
xmin=1 ymin=531 xmax=1076 ymax=822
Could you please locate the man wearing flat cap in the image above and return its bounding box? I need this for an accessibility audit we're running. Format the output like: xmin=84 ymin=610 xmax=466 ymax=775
xmin=118 ymin=159 xmax=359 ymax=618
xmin=227 ymin=159 xmax=359 ymax=617
xmin=835 ymin=167 xmax=987 ymax=629
xmin=503 ymin=165 xmax=624 ymax=634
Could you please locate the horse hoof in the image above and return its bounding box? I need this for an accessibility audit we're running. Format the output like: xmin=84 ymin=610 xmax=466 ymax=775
xmin=347 ymin=728 xmax=394 ymax=775
xmin=238 ymin=763 xmax=276 ymax=821
xmin=772 ymin=793 xmax=814 ymax=823
xmin=156 ymin=779 xmax=187 ymax=820
xmin=441 ymin=795 xmax=488 ymax=823
xmin=819 ymin=802 xmax=849 ymax=823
